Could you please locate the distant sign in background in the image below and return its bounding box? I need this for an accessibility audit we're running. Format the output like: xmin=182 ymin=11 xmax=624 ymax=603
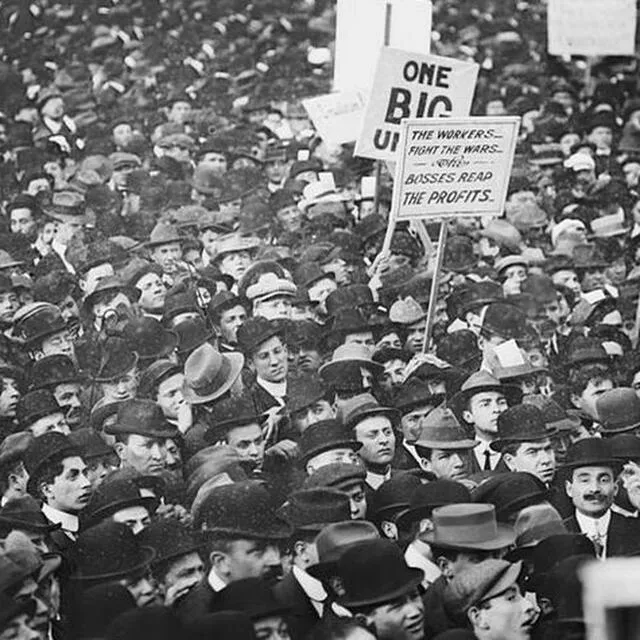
xmin=390 ymin=117 xmax=520 ymax=221
xmin=355 ymin=49 xmax=478 ymax=162
xmin=302 ymin=90 xmax=368 ymax=146
xmin=547 ymin=0 xmax=637 ymax=56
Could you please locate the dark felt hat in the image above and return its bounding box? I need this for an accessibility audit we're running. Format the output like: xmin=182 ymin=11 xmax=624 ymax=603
xmin=83 ymin=276 xmax=137 ymax=312
xmin=193 ymin=480 xmax=290 ymax=540
xmin=302 ymin=462 xmax=366 ymax=492
xmin=208 ymin=291 xmax=249 ymax=319
xmin=205 ymin=391 xmax=264 ymax=442
xmin=68 ymin=428 xmax=114 ymax=460
xmin=287 ymin=373 xmax=328 ymax=414
xmin=73 ymin=520 xmax=155 ymax=582
xmin=491 ymin=404 xmax=556 ymax=452
xmin=236 ymin=316 xmax=283 ymax=356
xmin=138 ymin=519 xmax=200 ymax=567
xmin=370 ymin=472 xmax=423 ymax=521
xmin=295 ymin=263 xmax=335 ymax=291
xmin=522 ymin=394 xmax=581 ymax=432
xmin=29 ymin=354 xmax=82 ymax=390
xmin=299 ymin=419 xmax=361 ymax=464
xmin=92 ymin=337 xmax=138 ymax=382
xmin=24 ymin=432 xmax=79 ymax=495
xmin=595 ymin=387 xmax=640 ymax=435
xmin=16 ymin=389 xmax=63 ymax=427
xmin=336 ymin=539 xmax=423 ymax=608
xmin=138 ymin=359 xmax=182 ymax=399
xmin=103 ymin=606 xmax=183 ymax=640
xmin=562 ymin=437 xmax=620 ymax=471
xmin=105 ymin=399 xmax=180 ymax=439
xmin=482 ymin=302 xmax=528 ymax=340
xmin=472 ymin=473 xmax=548 ymax=520
xmin=85 ymin=477 xmax=158 ymax=526
xmin=213 ymin=577 xmax=291 ymax=621
xmin=15 ymin=303 xmax=68 ymax=346
xmin=174 ymin=317 xmax=214 ymax=357
xmin=565 ymin=343 xmax=609 ymax=368
xmin=436 ymin=330 xmax=483 ymax=372
xmin=396 ymin=480 xmax=472 ymax=529
xmin=342 ymin=393 xmax=401 ymax=431
xmin=0 ymin=432 xmax=32 ymax=470
xmin=610 ymin=433 xmax=640 ymax=461
xmin=278 ymin=488 xmax=352 ymax=532
xmin=393 ymin=378 xmax=443 ymax=415
xmin=327 ymin=308 xmax=370 ymax=337
xmin=444 ymin=235 xmax=477 ymax=273
xmin=122 ymin=316 xmax=177 ymax=361
xmin=572 ymin=243 xmax=608 ymax=270
xmin=0 ymin=495 xmax=60 ymax=535
xmin=456 ymin=281 xmax=504 ymax=316
xmin=325 ymin=284 xmax=374 ymax=318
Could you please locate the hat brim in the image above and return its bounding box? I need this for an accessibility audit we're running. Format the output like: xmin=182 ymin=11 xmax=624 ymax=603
xmin=423 ymin=523 xmax=516 ymax=551
xmin=92 ymin=352 xmax=139 ymax=383
xmin=301 ymin=440 xmax=362 ymax=465
xmin=561 ymin=457 xmax=622 ymax=471
xmin=86 ymin=496 xmax=159 ymax=526
xmin=415 ymin=437 xmax=477 ymax=450
xmin=319 ymin=358 xmax=384 ymax=379
xmin=337 ymin=568 xmax=423 ymax=608
xmin=490 ymin=428 xmax=558 ymax=452
xmin=0 ymin=516 xmax=61 ymax=534
xmin=346 ymin=407 xmax=401 ymax=430
xmin=600 ymin=421 xmax=640 ymax=435
xmin=202 ymin=522 xmax=291 ymax=541
xmin=450 ymin=384 xmax=523 ymax=416
xmin=73 ymin=545 xmax=156 ymax=582
xmin=182 ymin=351 xmax=244 ymax=405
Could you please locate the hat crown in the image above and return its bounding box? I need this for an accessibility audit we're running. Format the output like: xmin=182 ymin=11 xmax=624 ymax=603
xmin=236 ymin=316 xmax=281 ymax=354
xmin=314 ymin=521 xmax=379 ymax=564
xmin=24 ymin=432 xmax=78 ymax=476
xmin=17 ymin=389 xmax=61 ymax=426
xmin=148 ymin=222 xmax=181 ymax=246
xmin=280 ymin=488 xmax=351 ymax=529
xmin=596 ymin=388 xmax=640 ymax=432
xmin=299 ymin=419 xmax=356 ymax=461
xmin=30 ymin=354 xmax=78 ymax=388
xmin=370 ymin=473 xmax=422 ymax=515
xmin=496 ymin=404 xmax=549 ymax=442
xmin=389 ymin=296 xmax=426 ymax=324
xmin=564 ymin=437 xmax=617 ymax=469
xmin=408 ymin=480 xmax=471 ymax=511
xmin=460 ymin=371 xmax=502 ymax=393
xmin=431 ymin=503 xmax=504 ymax=546
xmin=393 ymin=378 xmax=439 ymax=412
xmin=246 ymin=273 xmax=296 ymax=301
xmin=342 ymin=393 xmax=394 ymax=428
xmin=112 ymin=399 xmax=176 ymax=438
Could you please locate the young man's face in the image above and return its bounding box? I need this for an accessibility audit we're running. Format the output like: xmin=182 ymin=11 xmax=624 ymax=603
xmin=291 ymin=400 xmax=335 ymax=433
xmin=0 ymin=377 xmax=20 ymax=417
xmin=116 ymin=434 xmax=167 ymax=476
xmin=156 ymin=373 xmax=186 ymax=421
xmin=463 ymin=392 xmax=508 ymax=437
xmin=343 ymin=482 xmax=367 ymax=520
xmin=151 ymin=243 xmax=182 ymax=274
xmin=200 ymin=229 xmax=221 ymax=257
xmin=54 ymin=219 xmax=82 ymax=247
xmin=168 ymin=101 xmax=192 ymax=124
xmin=199 ymin=152 xmax=227 ymax=175
xmin=427 ymin=448 xmax=471 ymax=481
xmin=355 ymin=416 xmax=396 ymax=467
xmin=366 ymin=590 xmax=425 ymax=640
xmin=566 ymin=465 xmax=617 ymax=518
xmin=217 ymin=305 xmax=247 ymax=345
xmin=0 ymin=290 xmax=19 ymax=324
xmin=10 ymin=207 xmax=37 ymax=237
xmin=112 ymin=505 xmax=151 ymax=535
xmin=254 ymin=296 xmax=293 ymax=321
xmin=112 ymin=123 xmax=133 ymax=148
xmin=306 ymin=448 xmax=359 ymax=474
xmin=587 ymin=125 xmax=613 ymax=151
xmin=251 ymin=336 xmax=288 ymax=383
xmin=218 ymin=251 xmax=252 ymax=282
xmin=101 ymin=366 xmax=138 ymax=403
xmin=136 ymin=272 xmax=167 ymax=313
xmin=276 ymin=205 xmax=302 ymax=233
xmin=223 ymin=539 xmax=282 ymax=584
xmin=161 ymin=552 xmax=205 ymax=603
xmin=253 ymin=615 xmax=290 ymax=640
xmin=307 ymin=278 xmax=337 ymax=312
xmin=343 ymin=331 xmax=375 ymax=351
xmin=379 ymin=359 xmax=406 ymax=393
xmin=38 ymin=330 xmax=75 ymax=362
xmin=226 ymin=423 xmax=265 ymax=471
xmin=400 ymin=405 xmax=434 ymax=444
xmin=42 ymin=455 xmax=91 ymax=513
xmin=504 ymin=439 xmax=556 ymax=484
xmin=571 ymin=376 xmax=614 ymax=420
xmin=552 ymin=269 xmax=582 ymax=296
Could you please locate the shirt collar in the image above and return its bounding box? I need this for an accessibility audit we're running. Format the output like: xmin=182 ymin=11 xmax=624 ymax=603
xmin=207 ymin=567 xmax=228 ymax=592
xmin=404 ymin=541 xmax=441 ymax=588
xmin=365 ymin=468 xmax=391 ymax=490
xmin=256 ymin=377 xmax=287 ymax=399
xmin=42 ymin=503 xmax=79 ymax=533
xmin=292 ymin=566 xmax=327 ymax=603
xmin=575 ymin=508 xmax=611 ymax=535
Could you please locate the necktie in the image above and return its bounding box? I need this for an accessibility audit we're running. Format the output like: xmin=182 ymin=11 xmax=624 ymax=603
xmin=590 ymin=524 xmax=605 ymax=559
xmin=483 ymin=449 xmax=493 ymax=471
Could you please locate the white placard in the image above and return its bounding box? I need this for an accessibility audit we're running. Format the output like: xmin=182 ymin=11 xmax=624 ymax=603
xmin=302 ymin=90 xmax=368 ymax=146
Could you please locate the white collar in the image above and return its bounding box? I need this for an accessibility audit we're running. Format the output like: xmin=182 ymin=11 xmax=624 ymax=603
xmin=292 ymin=566 xmax=327 ymax=603
xmin=256 ymin=377 xmax=287 ymax=399
xmin=42 ymin=503 xmax=79 ymax=533
xmin=403 ymin=441 xmax=430 ymax=472
xmin=207 ymin=567 xmax=228 ymax=592
xmin=404 ymin=541 xmax=441 ymax=588
xmin=365 ymin=468 xmax=391 ymax=490
xmin=575 ymin=509 xmax=611 ymax=536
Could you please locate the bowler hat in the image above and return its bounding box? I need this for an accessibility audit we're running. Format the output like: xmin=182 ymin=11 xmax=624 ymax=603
xmin=416 ymin=406 xmax=477 ymax=450
xmin=138 ymin=360 xmax=182 ymax=399
xmin=139 ymin=519 xmax=200 ymax=567
xmin=0 ymin=432 xmax=32 ymax=471
xmin=182 ymin=343 xmax=244 ymax=405
xmin=472 ymin=473 xmax=548 ymax=520
xmin=14 ymin=302 xmax=68 ymax=346
xmin=342 ymin=393 xmax=400 ymax=431
xmin=68 ymin=428 xmax=114 ymax=461
xmin=396 ymin=480 xmax=472 ymax=530
xmin=521 ymin=274 xmax=558 ymax=304
xmin=208 ymin=291 xmax=249 ymax=320
xmin=370 ymin=473 xmax=422 ymax=522
xmin=17 ymin=389 xmax=63 ymax=427
xmin=572 ymin=243 xmax=608 ymax=270
xmin=287 ymin=373 xmax=328 ymax=414
xmin=73 ymin=520 xmax=155 ymax=582
xmin=0 ymin=495 xmax=60 ymax=535
xmin=92 ymin=337 xmax=139 ymax=383
xmin=491 ymin=404 xmax=556 ymax=452
xmin=29 ymin=354 xmax=82 ymax=390
xmin=302 ymin=462 xmax=366 ymax=493
xmin=455 ymin=281 xmax=504 ymax=317
xmin=122 ymin=316 xmax=177 ymax=362
xmin=450 ymin=371 xmax=522 ymax=417
xmin=105 ymin=399 xmax=179 ymax=439
xmin=424 ymin=503 xmax=515 ymax=551
xmin=522 ymin=395 xmax=581 ymax=432
xmin=482 ymin=302 xmax=527 ymax=340
xmin=278 ymin=488 xmax=352 ymax=532
xmin=319 ymin=344 xmax=383 ymax=381
xmin=24 ymin=432 xmax=79 ymax=495
xmin=325 ymin=285 xmax=374 ymax=318
xmin=436 ymin=330 xmax=482 ymax=372
xmin=327 ymin=308 xmax=371 ymax=337
xmin=444 ymin=559 xmax=523 ymax=615
xmin=393 ymin=378 xmax=442 ymax=415
xmin=562 ymin=437 xmax=620 ymax=471
xmin=529 ymin=533 xmax=596 ymax=586
xmin=85 ymin=476 xmax=158 ymax=526
xmin=194 ymin=480 xmax=290 ymax=540
xmin=83 ymin=276 xmax=137 ymax=312
xmin=335 ymin=539 xmax=423 ymax=608
xmin=300 ymin=419 xmax=361 ymax=464
xmin=595 ymin=388 xmax=640 ymax=435
xmin=213 ymin=578 xmax=291 ymax=620
xmin=174 ymin=317 xmax=215 ymax=359
xmin=205 ymin=391 xmax=264 ymax=441
xmin=236 ymin=316 xmax=283 ymax=356
xmin=295 ymin=263 xmax=335 ymax=290
xmin=610 ymin=433 xmax=640 ymax=461
xmin=565 ymin=343 xmax=609 ymax=368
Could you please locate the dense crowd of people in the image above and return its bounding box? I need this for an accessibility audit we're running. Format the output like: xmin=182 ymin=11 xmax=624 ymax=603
xmin=2 ymin=0 xmax=640 ymax=639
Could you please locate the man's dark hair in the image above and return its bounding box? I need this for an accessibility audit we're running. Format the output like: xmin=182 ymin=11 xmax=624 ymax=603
xmin=568 ymin=363 xmax=612 ymax=396
xmin=29 ymin=456 xmax=66 ymax=502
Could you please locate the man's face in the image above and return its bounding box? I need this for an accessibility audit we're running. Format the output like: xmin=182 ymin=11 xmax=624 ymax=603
xmin=566 ymin=465 xmax=617 ymax=518
xmin=54 ymin=219 xmax=82 ymax=247
xmin=624 ymin=161 xmax=640 ymax=188
xmin=58 ymin=295 xmax=80 ymax=325
xmin=571 ymin=377 xmax=614 ymax=420
xmin=343 ymin=483 xmax=367 ymax=520
xmin=225 ymin=539 xmax=282 ymax=584
xmin=42 ymin=456 xmax=91 ymax=513
xmin=53 ymin=382 xmax=83 ymax=426
xmin=253 ymin=616 xmax=290 ymax=640
xmin=36 ymin=330 xmax=75 ymax=362
xmin=254 ymin=296 xmax=293 ymax=321
xmin=367 ymin=590 xmax=425 ymax=640
xmin=400 ymin=405 xmax=434 ymax=444
xmin=218 ymin=305 xmax=247 ymax=345
xmin=380 ymin=359 xmax=406 ymax=393
xmin=162 ymin=552 xmax=204 ymax=601
xmin=226 ymin=423 xmax=265 ymax=471
xmin=164 ymin=438 xmax=182 ymax=473
xmin=504 ymin=439 xmax=556 ymax=484
xmin=28 ymin=412 xmax=70 ymax=438
xmin=265 ymin=159 xmax=289 ymax=183
xmin=405 ymin=322 xmax=426 ymax=354
xmin=542 ymin=296 xmax=568 ymax=327
xmin=168 ymin=101 xmax=192 ymax=124
xmin=355 ymin=416 xmax=396 ymax=467
xmin=10 ymin=208 xmax=36 ymax=237
xmin=307 ymin=278 xmax=337 ymax=312
xmin=41 ymin=97 xmax=65 ymax=120
xmin=587 ymin=126 xmax=613 ymax=151
xmin=306 ymin=448 xmax=359 ymax=474
xmin=251 ymin=336 xmax=288 ymax=383
xmin=136 ymin=272 xmax=167 ymax=313
xmin=463 ymin=392 xmax=508 ymax=436
xmin=156 ymin=373 xmax=186 ymax=421
xmin=0 ymin=291 xmax=19 ymax=324
xmin=428 ymin=449 xmax=471 ymax=481
xmin=218 ymin=251 xmax=252 ymax=282
xmin=200 ymin=229 xmax=221 ymax=257
xmin=120 ymin=573 xmax=158 ymax=608
xmin=552 ymin=269 xmax=582 ymax=296
xmin=581 ymin=268 xmax=607 ymax=293
xmin=117 ymin=434 xmax=167 ymax=476
xmin=291 ymin=400 xmax=335 ymax=433
xmin=0 ymin=377 xmax=20 ymax=417
xmin=101 ymin=366 xmax=138 ymax=402
xmin=276 ymin=205 xmax=302 ymax=233
xmin=81 ymin=263 xmax=114 ymax=296
xmin=86 ymin=456 xmax=117 ymax=490
xmin=112 ymin=505 xmax=151 ymax=535
xmin=469 ymin=585 xmax=538 ymax=640
xmin=151 ymin=243 xmax=182 ymax=274
xmin=113 ymin=123 xmax=133 ymax=148
xmin=344 ymin=332 xmax=375 ymax=351
xmin=199 ymin=153 xmax=227 ymax=175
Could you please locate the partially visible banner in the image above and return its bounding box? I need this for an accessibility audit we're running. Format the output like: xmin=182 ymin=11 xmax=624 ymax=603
xmin=302 ymin=90 xmax=368 ymax=146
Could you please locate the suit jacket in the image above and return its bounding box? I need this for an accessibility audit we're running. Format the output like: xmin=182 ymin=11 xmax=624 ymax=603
xmin=563 ymin=511 xmax=640 ymax=557
xmin=468 ymin=450 xmax=510 ymax=475
xmin=274 ymin=571 xmax=320 ymax=640
xmin=392 ymin=441 xmax=426 ymax=472
xmin=176 ymin=577 xmax=220 ymax=622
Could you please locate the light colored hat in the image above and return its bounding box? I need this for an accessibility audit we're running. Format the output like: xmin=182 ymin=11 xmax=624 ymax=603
xmin=564 ymin=152 xmax=596 ymax=172
xmin=298 ymin=181 xmax=349 ymax=212
xmin=318 ymin=344 xmax=383 ymax=379
xmin=494 ymin=254 xmax=529 ymax=275
xmin=246 ymin=273 xmax=297 ymax=303
xmin=388 ymin=296 xmax=427 ymax=325
xmin=209 ymin=234 xmax=261 ymax=262
xmin=551 ymin=218 xmax=586 ymax=247
xmin=590 ymin=211 xmax=629 ymax=239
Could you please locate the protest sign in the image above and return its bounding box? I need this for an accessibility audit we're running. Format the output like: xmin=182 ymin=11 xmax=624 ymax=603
xmin=355 ymin=48 xmax=478 ymax=162
xmin=547 ymin=0 xmax=636 ymax=57
xmin=302 ymin=90 xmax=368 ymax=146
xmin=333 ymin=0 xmax=432 ymax=93
xmin=389 ymin=116 xmax=520 ymax=221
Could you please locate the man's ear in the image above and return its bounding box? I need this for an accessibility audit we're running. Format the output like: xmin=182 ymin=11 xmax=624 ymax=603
xmin=113 ymin=441 xmax=127 ymax=463
xmin=569 ymin=393 xmax=582 ymax=410
xmin=209 ymin=550 xmax=228 ymax=576
xmin=565 ymin=479 xmax=573 ymax=499
xmin=467 ymin=606 xmax=483 ymax=629
xmin=435 ymin=556 xmax=452 ymax=579
xmin=462 ymin=410 xmax=473 ymax=425
xmin=502 ymin=453 xmax=515 ymax=471
xmin=380 ymin=521 xmax=398 ymax=540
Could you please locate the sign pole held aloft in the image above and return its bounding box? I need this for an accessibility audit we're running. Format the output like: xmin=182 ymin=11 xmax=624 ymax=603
xmin=420 ymin=220 xmax=447 ymax=354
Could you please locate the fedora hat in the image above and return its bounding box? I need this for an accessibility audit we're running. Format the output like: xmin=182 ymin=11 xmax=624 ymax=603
xmin=29 ymin=354 xmax=82 ymax=390
xmin=369 ymin=473 xmax=423 ymax=522
xmin=342 ymin=393 xmax=400 ymax=431
xmin=122 ymin=316 xmax=177 ymax=362
xmin=91 ymin=337 xmax=139 ymax=383
xmin=183 ymin=343 xmax=244 ymax=405
xmin=68 ymin=428 xmax=114 ymax=461
xmin=83 ymin=276 xmax=137 ymax=312
xmin=424 ymin=503 xmax=516 ymax=551
xmin=325 ymin=284 xmax=374 ymax=318
xmin=416 ymin=406 xmax=477 ymax=450
xmin=42 ymin=190 xmax=89 ymax=224
xmin=595 ymin=388 xmax=640 ymax=435
xmin=396 ymin=480 xmax=472 ymax=530
xmin=491 ymin=404 xmax=556 ymax=452
xmin=105 ymin=399 xmax=179 ymax=439
xmin=481 ymin=302 xmax=528 ymax=340
xmin=193 ymin=480 xmax=291 ymax=540
xmin=139 ymin=519 xmax=201 ymax=567
xmin=389 ymin=296 xmax=427 ymax=326
xmin=213 ymin=577 xmax=291 ymax=621
xmin=278 ymin=488 xmax=352 ymax=532
xmin=450 ymin=371 xmax=522 ymax=416
xmin=73 ymin=520 xmax=155 ymax=582
xmin=392 ymin=378 xmax=442 ymax=415
xmin=0 ymin=495 xmax=61 ymax=535
xmin=294 ymin=262 xmax=335 ymax=290
xmin=512 ymin=503 xmax=567 ymax=549
xmin=299 ymin=419 xmax=362 ymax=464
xmin=522 ymin=395 xmax=581 ymax=433
xmin=85 ymin=477 xmax=158 ymax=526
xmin=572 ymin=243 xmax=608 ymax=270
xmin=145 ymin=222 xmax=183 ymax=248
xmin=455 ymin=281 xmax=504 ymax=316
xmin=205 ymin=391 xmax=265 ymax=442
xmin=246 ymin=273 xmax=297 ymax=303
xmin=209 ymin=234 xmax=261 ymax=262
xmin=472 ymin=473 xmax=548 ymax=520
xmin=335 ymin=539 xmax=423 ymax=608
xmin=138 ymin=360 xmax=182 ymax=399
xmin=174 ymin=317 xmax=215 ymax=359
xmin=0 ymin=432 xmax=31 ymax=471
xmin=562 ymin=437 xmax=620 ymax=471
xmin=287 ymin=373 xmax=328 ymax=414
xmin=236 ymin=316 xmax=283 ymax=356
xmin=302 ymin=462 xmax=366 ymax=493
xmin=17 ymin=389 xmax=64 ymax=428
xmin=327 ymin=308 xmax=372 ymax=337
xmin=319 ymin=344 xmax=383 ymax=380
xmin=14 ymin=302 xmax=68 ymax=346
